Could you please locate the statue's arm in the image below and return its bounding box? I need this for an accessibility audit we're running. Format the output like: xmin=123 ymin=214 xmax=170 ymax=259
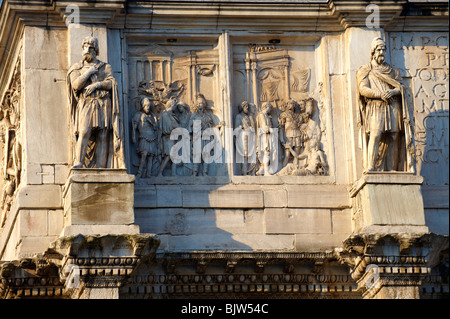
xmin=97 ymin=64 xmax=113 ymax=90
xmin=358 ymin=75 xmax=382 ymax=99
xmin=70 ymin=66 xmax=96 ymax=91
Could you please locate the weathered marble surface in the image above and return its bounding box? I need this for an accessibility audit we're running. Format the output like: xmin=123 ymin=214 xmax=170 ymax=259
xmin=0 ymin=0 xmax=447 ymax=300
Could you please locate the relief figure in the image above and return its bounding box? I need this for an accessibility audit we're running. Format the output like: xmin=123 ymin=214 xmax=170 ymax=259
xmin=279 ymin=99 xmax=307 ymax=167
xmin=234 ymin=100 xmax=256 ymax=176
xmin=256 ymin=102 xmax=276 ymax=176
xmin=131 ymin=97 xmax=158 ymax=178
xmin=188 ymin=93 xmax=224 ymax=176
xmin=157 ymin=97 xmax=180 ymax=176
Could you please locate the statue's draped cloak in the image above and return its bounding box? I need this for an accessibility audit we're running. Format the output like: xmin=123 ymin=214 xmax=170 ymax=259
xmin=67 ymin=60 xmax=125 ymax=168
xmin=356 ymin=62 xmax=414 ymax=171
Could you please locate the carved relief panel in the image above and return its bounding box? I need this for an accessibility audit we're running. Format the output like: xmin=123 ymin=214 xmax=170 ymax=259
xmin=232 ymin=41 xmax=329 ymax=176
xmin=0 ymin=58 xmax=22 ymax=227
xmin=127 ymin=39 xmax=226 ymax=179
xmin=389 ymin=32 xmax=449 ymax=185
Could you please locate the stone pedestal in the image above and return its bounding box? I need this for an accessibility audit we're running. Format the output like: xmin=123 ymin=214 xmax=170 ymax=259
xmin=349 ymin=172 xmax=429 ymax=234
xmin=61 ymin=169 xmax=139 ymax=237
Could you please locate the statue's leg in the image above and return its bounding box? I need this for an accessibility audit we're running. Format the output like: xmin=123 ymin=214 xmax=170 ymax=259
xmin=136 ymin=151 xmax=148 ymax=178
xmin=193 ymin=163 xmax=199 ymax=176
xmin=294 ymin=146 xmax=301 ymax=167
xmin=202 ymin=162 xmax=208 ymax=176
xmin=73 ymin=124 xmax=92 ymax=168
xmin=145 ymin=155 xmax=153 ymax=178
xmin=386 ymin=132 xmax=400 ymax=171
xmin=158 ymin=156 xmax=170 ymax=176
xmin=95 ymin=129 xmax=109 ymax=168
xmin=283 ymin=148 xmax=291 ymax=167
xmin=367 ymin=129 xmax=382 ymax=171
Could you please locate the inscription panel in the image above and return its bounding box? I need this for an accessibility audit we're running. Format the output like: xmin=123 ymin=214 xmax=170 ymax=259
xmin=389 ymin=32 xmax=449 ymax=185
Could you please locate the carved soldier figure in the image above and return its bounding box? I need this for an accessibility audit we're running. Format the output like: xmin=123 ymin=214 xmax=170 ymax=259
xmin=157 ymin=97 xmax=180 ymax=176
xmin=67 ymin=36 xmax=125 ymax=169
xmin=132 ymin=97 xmax=158 ymax=178
xmin=234 ymin=100 xmax=256 ymax=176
xmin=279 ymin=99 xmax=305 ymax=167
xmin=356 ymin=37 xmax=413 ymax=172
xmin=188 ymin=93 xmax=224 ymax=176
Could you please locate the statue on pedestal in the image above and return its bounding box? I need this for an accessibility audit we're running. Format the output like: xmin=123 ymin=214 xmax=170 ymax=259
xmin=67 ymin=36 xmax=125 ymax=169
xmin=356 ymin=37 xmax=414 ymax=172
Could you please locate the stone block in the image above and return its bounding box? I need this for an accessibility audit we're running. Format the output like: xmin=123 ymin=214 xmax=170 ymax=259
xmin=62 ymin=169 xmax=138 ymax=236
xmin=23 ymin=68 xmax=69 ymax=164
xmin=165 ymin=234 xmax=295 ymax=251
xmin=48 ymin=210 xmax=64 ymax=236
xmin=424 ymin=209 xmax=449 ymax=235
xmin=156 ymin=185 xmax=182 ymax=207
xmin=23 ymin=27 xmax=68 ymax=70
xmin=16 ymin=185 xmax=62 ymax=209
xmin=286 ymin=185 xmax=350 ymax=208
xmin=55 ymin=165 xmax=70 ymax=185
xmin=183 ymin=188 xmax=263 ymax=208
xmin=422 ymin=186 xmax=449 ymax=209
xmin=263 ymin=187 xmax=287 ymax=208
xmin=134 ymin=186 xmax=157 ymax=208
xmin=294 ymin=233 xmax=349 ymax=252
xmin=41 ymin=165 xmax=55 ymax=184
xmin=265 ymin=208 xmax=332 ymax=234
xmin=331 ymin=209 xmax=352 ymax=234
xmin=26 ymin=163 xmax=43 ymax=185
xmin=19 ymin=210 xmax=48 ymax=237
xmin=17 ymin=236 xmax=57 ymax=258
xmin=350 ymin=172 xmax=427 ymax=233
xmin=214 ymin=209 xmax=264 ymax=234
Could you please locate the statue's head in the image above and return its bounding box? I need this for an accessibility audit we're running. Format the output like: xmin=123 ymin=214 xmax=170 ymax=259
xmin=239 ymin=101 xmax=249 ymax=114
xmin=261 ymin=102 xmax=272 ymax=114
xmin=286 ymin=99 xmax=297 ymax=112
xmin=370 ymin=37 xmax=386 ymax=65
xmin=82 ymin=36 xmax=99 ymax=62
xmin=195 ymin=93 xmax=207 ymax=111
xmin=165 ymin=96 xmax=178 ymax=111
xmin=140 ymin=97 xmax=154 ymax=114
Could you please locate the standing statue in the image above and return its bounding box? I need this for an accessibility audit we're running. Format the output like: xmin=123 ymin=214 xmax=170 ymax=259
xmin=356 ymin=37 xmax=414 ymax=172
xmin=67 ymin=36 xmax=125 ymax=169
xmin=234 ymin=100 xmax=256 ymax=176
xmin=131 ymin=97 xmax=158 ymax=178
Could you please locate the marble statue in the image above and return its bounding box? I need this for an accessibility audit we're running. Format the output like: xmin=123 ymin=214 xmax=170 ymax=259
xmin=356 ymin=37 xmax=414 ymax=172
xmin=67 ymin=36 xmax=125 ymax=169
